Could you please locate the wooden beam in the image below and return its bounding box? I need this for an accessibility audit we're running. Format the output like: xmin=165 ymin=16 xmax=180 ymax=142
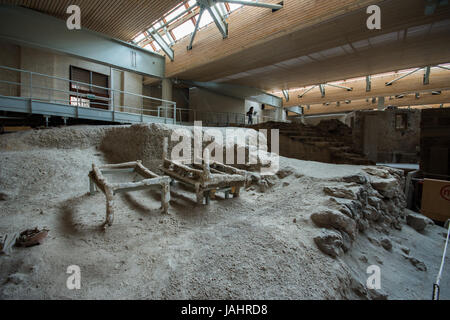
xmin=163 ymin=0 xmax=449 ymax=91
xmin=281 ymin=67 xmax=450 ymax=107
xmin=304 ymin=90 xmax=450 ymax=115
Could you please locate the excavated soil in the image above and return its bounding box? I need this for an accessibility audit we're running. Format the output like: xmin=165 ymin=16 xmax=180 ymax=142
xmin=0 ymin=124 xmax=448 ymax=300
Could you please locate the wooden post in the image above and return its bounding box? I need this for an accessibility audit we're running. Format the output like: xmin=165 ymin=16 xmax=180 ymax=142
xmin=104 ymin=186 xmax=115 ymax=228
xmin=161 ymin=181 xmax=170 ymax=214
xmin=163 ymin=137 xmax=168 ymax=161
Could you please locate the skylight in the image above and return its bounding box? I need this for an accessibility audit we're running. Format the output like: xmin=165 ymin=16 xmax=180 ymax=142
xmin=131 ymin=1 xmax=282 ymax=58
xmin=172 ymin=20 xmax=196 ymax=40
xmin=198 ymin=10 xmax=214 ymax=29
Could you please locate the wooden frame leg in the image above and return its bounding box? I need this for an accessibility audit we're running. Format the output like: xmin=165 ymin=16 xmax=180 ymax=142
xmin=195 ymin=184 xmax=204 ymax=205
xmin=104 ymin=187 xmax=115 ymax=228
xmin=161 ymin=182 xmax=170 ymax=214
xmin=89 ymin=176 xmax=96 ymax=195
xmin=204 ymin=191 xmax=210 ymax=205
xmin=233 ymin=186 xmax=241 ymax=198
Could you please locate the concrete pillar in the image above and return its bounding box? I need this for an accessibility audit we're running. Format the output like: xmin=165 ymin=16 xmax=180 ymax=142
xmin=274 ymin=107 xmax=284 ymax=122
xmin=162 ymin=78 xmax=173 ymax=119
xmin=378 ymin=96 xmax=385 ymax=110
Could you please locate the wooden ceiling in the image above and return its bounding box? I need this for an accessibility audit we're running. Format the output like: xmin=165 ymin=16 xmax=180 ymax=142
xmin=0 ymin=0 xmax=182 ymax=41
xmin=160 ymin=0 xmax=450 ymax=91
xmin=281 ymin=67 xmax=450 ymax=107
xmin=303 ymin=90 xmax=450 ymax=115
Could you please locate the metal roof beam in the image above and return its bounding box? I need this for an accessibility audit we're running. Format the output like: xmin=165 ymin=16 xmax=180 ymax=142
xmin=216 ymin=0 xmax=284 ymax=10
xmin=282 ymin=89 xmax=289 ymax=102
xmin=187 ymin=7 xmax=205 ymax=50
xmin=385 ymin=67 xmax=422 ymax=86
xmin=326 ymin=83 xmax=353 ymax=91
xmin=423 ymin=66 xmax=431 ymax=85
xmin=298 ymin=85 xmax=317 ymax=99
xmin=366 ymin=75 xmax=372 ymax=92
xmin=319 ymin=84 xmax=326 ymax=98
xmin=147 ymin=29 xmax=174 ymax=61
xmin=205 ymin=2 xmax=228 ymax=39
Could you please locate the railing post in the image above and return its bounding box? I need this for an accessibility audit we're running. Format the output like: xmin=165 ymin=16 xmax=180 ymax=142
xmin=110 ymin=88 xmax=114 ymax=111
xmin=29 ymin=72 xmax=32 ymax=99
xmin=173 ymin=103 xmax=177 ymax=125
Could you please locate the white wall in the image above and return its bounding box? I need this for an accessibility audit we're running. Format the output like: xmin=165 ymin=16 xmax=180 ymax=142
xmin=0 ymin=43 xmax=145 ymax=110
xmin=189 ymin=87 xmax=245 ymax=113
xmin=0 ymin=41 xmax=20 ymax=96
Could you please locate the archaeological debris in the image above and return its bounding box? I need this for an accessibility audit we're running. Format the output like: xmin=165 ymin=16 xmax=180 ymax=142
xmin=1 ymin=227 xmax=49 ymax=255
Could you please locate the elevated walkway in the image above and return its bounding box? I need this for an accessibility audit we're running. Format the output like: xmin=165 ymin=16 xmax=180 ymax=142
xmin=0 ymin=95 xmax=174 ymax=125
xmin=0 ymin=65 xmax=176 ymax=125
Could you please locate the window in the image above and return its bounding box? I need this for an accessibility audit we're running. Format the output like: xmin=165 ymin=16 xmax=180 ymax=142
xmin=395 ymin=114 xmax=407 ymax=130
xmin=198 ymin=10 xmax=214 ymax=28
xmin=228 ymin=3 xmax=243 ymax=12
xmin=132 ymin=33 xmax=145 ymax=43
xmin=172 ymin=20 xmax=195 ymax=40
xmin=70 ymin=66 xmax=110 ymax=109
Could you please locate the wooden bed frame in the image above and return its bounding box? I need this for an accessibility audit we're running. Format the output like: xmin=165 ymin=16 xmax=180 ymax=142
xmin=159 ymin=138 xmax=247 ymax=205
xmin=88 ymin=161 xmax=170 ymax=228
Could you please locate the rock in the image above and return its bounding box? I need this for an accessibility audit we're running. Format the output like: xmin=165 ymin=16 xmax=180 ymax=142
xmin=367 ymin=236 xmax=380 ymax=246
xmin=370 ymin=177 xmax=400 ymax=199
xmin=368 ymin=196 xmax=382 ymax=209
xmin=375 ymin=256 xmax=383 ymax=264
xmin=400 ymin=246 xmax=410 ymax=255
xmin=350 ymin=278 xmax=368 ymax=298
xmin=328 ymin=198 xmax=355 ymax=218
xmin=363 ymin=167 xmax=390 ymax=179
xmin=313 ymin=229 xmax=343 ymax=258
xmin=357 ymin=218 xmax=369 ymax=233
xmin=368 ymin=289 xmax=388 ymax=300
xmin=406 ymin=212 xmax=434 ymax=232
xmin=276 ymin=168 xmax=294 ymax=179
xmin=363 ymin=205 xmax=381 ymax=222
xmin=380 ymin=237 xmax=393 ymax=251
xmin=404 ymin=256 xmax=427 ymax=272
xmin=392 ymin=219 xmax=402 ymax=231
xmin=339 ymin=206 xmax=354 ymax=219
xmin=0 ymin=191 xmax=11 ymax=201
xmin=357 ymin=189 xmax=369 ymax=205
xmin=7 ymin=273 xmax=28 ymax=285
xmin=282 ymin=182 xmax=290 ymax=187
xmin=323 ymin=186 xmax=358 ymax=200
xmin=311 ymin=210 xmax=357 ymax=239
xmin=340 ymin=231 xmax=352 ymax=253
xmin=346 ymin=201 xmax=363 ymax=218
xmin=342 ymin=174 xmax=367 ymax=185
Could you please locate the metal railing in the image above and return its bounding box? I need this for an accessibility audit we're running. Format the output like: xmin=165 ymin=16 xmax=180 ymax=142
xmin=0 ymin=65 xmax=287 ymax=126
xmin=173 ymin=108 xmax=283 ymax=126
xmin=0 ymin=65 xmax=177 ymax=123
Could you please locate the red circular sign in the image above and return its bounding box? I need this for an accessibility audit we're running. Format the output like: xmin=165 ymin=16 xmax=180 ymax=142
xmin=441 ymin=185 xmax=450 ymax=201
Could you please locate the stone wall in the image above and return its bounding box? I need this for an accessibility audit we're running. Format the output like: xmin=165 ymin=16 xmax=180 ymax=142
xmin=420 ymin=108 xmax=450 ymax=176
xmin=347 ymin=109 xmax=421 ymax=164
